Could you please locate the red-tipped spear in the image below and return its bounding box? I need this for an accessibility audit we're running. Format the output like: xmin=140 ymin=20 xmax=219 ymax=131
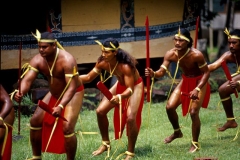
xmin=194 ymin=16 xmax=200 ymax=48
xmin=18 ymin=41 xmax=22 ymax=135
xmin=221 ymin=60 xmax=238 ymax=98
xmin=145 ymin=16 xmax=150 ymax=102
xmin=38 ymin=100 xmax=68 ymax=121
xmin=96 ymin=81 xmax=113 ymax=100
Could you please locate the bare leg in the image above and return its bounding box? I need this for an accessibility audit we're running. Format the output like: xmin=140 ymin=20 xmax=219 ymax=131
xmin=164 ymin=108 xmax=183 ymax=144
xmin=30 ymin=129 xmax=42 ymax=156
xmin=65 ymin=134 xmax=77 ymax=160
xmin=164 ymin=89 xmax=183 ymax=144
xmin=92 ymin=98 xmax=113 ymax=156
xmin=218 ymin=83 xmax=238 ymax=132
xmin=189 ymin=110 xmax=200 ymax=152
xmin=30 ymin=92 xmax=50 ymax=158
xmin=30 ymin=108 xmax=44 ymax=157
xmin=124 ymin=116 xmax=138 ymax=160
xmin=64 ymin=91 xmax=83 ymax=160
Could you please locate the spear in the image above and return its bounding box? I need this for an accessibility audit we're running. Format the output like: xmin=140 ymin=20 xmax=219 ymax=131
xmin=194 ymin=16 xmax=200 ymax=48
xmin=18 ymin=40 xmax=22 ymax=135
xmin=96 ymin=81 xmax=113 ymax=100
xmin=145 ymin=16 xmax=150 ymax=102
xmin=221 ymin=60 xmax=238 ymax=98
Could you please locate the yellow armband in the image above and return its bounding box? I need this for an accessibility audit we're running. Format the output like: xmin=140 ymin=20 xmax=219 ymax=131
xmin=0 ymin=117 xmax=3 ymax=121
xmin=65 ymin=72 xmax=79 ymax=78
xmin=160 ymin=65 xmax=172 ymax=78
xmin=198 ymin=62 xmax=207 ymax=68
xmin=20 ymin=63 xmax=39 ymax=79
xmin=93 ymin=68 xmax=101 ymax=74
xmin=127 ymin=87 xmax=133 ymax=95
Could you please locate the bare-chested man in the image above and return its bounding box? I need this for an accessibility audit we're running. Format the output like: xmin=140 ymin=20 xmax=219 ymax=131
xmin=13 ymin=30 xmax=84 ymax=160
xmin=0 ymin=84 xmax=15 ymax=160
xmin=79 ymin=38 xmax=144 ymax=160
xmin=145 ymin=28 xmax=210 ymax=153
xmin=208 ymin=28 xmax=240 ymax=132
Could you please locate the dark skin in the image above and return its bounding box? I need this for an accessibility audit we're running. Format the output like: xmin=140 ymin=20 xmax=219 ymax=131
xmin=0 ymin=84 xmax=15 ymax=145
xmin=208 ymin=38 xmax=240 ymax=131
xmin=14 ymin=42 xmax=83 ymax=160
xmin=79 ymin=49 xmax=143 ymax=160
xmin=145 ymin=37 xmax=210 ymax=152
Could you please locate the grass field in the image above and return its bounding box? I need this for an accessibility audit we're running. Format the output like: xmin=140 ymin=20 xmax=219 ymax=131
xmin=11 ymin=92 xmax=240 ymax=160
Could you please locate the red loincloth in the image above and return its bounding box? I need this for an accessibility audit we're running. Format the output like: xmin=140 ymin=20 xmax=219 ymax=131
xmin=41 ymin=85 xmax=84 ymax=154
xmin=0 ymin=124 xmax=13 ymax=160
xmin=181 ymin=74 xmax=210 ymax=116
xmin=113 ymin=77 xmax=144 ymax=139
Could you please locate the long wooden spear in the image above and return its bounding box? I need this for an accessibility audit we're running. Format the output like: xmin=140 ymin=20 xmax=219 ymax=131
xmin=194 ymin=16 xmax=200 ymax=48
xmin=18 ymin=40 xmax=22 ymax=135
xmin=145 ymin=16 xmax=150 ymax=102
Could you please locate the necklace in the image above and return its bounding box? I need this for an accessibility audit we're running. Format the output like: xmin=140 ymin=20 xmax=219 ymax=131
xmin=178 ymin=48 xmax=190 ymax=62
xmin=102 ymin=61 xmax=118 ymax=83
xmin=46 ymin=48 xmax=59 ymax=84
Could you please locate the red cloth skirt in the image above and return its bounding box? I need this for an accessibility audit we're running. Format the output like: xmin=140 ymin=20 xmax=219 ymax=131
xmin=181 ymin=74 xmax=210 ymax=116
xmin=0 ymin=124 xmax=13 ymax=160
xmin=113 ymin=77 xmax=144 ymax=139
xmin=41 ymin=85 xmax=84 ymax=154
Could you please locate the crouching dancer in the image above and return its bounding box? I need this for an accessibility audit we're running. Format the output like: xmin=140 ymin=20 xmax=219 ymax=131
xmin=13 ymin=30 xmax=84 ymax=160
xmin=79 ymin=38 xmax=144 ymax=160
xmin=145 ymin=28 xmax=210 ymax=153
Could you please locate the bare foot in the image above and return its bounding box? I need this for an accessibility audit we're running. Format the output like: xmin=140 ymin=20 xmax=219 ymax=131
xmin=189 ymin=142 xmax=200 ymax=153
xmin=124 ymin=155 xmax=134 ymax=160
xmin=92 ymin=144 xmax=109 ymax=156
xmin=218 ymin=121 xmax=238 ymax=132
xmin=164 ymin=131 xmax=183 ymax=144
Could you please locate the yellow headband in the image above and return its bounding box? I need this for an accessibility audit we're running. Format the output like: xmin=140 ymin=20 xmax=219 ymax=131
xmin=224 ymin=28 xmax=240 ymax=40
xmin=32 ymin=29 xmax=64 ymax=50
xmin=174 ymin=26 xmax=190 ymax=42
xmin=95 ymin=40 xmax=119 ymax=51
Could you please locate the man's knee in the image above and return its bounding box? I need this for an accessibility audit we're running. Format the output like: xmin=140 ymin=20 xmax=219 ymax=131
xmin=96 ymin=108 xmax=106 ymax=117
xmin=166 ymin=104 xmax=176 ymax=113
xmin=63 ymin=123 xmax=75 ymax=135
xmin=30 ymin=116 xmax=42 ymax=127
xmin=126 ymin=114 xmax=136 ymax=126
xmin=190 ymin=109 xmax=199 ymax=119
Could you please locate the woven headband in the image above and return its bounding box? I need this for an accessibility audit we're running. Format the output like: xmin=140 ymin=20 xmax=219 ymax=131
xmin=95 ymin=40 xmax=119 ymax=51
xmin=32 ymin=29 xmax=64 ymax=50
xmin=174 ymin=26 xmax=190 ymax=42
xmin=224 ymin=28 xmax=240 ymax=40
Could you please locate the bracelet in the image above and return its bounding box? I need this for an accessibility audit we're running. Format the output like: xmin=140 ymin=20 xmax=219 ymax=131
xmin=58 ymin=104 xmax=64 ymax=109
xmin=117 ymin=94 xmax=122 ymax=104
xmin=195 ymin=87 xmax=201 ymax=92
xmin=0 ymin=117 xmax=3 ymax=121
xmin=153 ymin=72 xmax=156 ymax=78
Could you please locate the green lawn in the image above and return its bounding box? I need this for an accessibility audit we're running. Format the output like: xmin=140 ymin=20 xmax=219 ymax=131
xmin=11 ymin=92 xmax=240 ymax=160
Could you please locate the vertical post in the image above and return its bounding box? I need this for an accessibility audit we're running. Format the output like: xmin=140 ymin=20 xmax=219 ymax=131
xmin=145 ymin=16 xmax=150 ymax=102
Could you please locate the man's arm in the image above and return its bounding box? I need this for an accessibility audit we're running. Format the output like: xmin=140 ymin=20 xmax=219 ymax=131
xmin=208 ymin=52 xmax=232 ymax=72
xmin=146 ymin=51 xmax=172 ymax=78
xmin=14 ymin=59 xmax=39 ymax=103
xmin=119 ymin=65 xmax=135 ymax=99
xmin=189 ymin=52 xmax=210 ymax=99
xmin=79 ymin=63 xmax=102 ymax=84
